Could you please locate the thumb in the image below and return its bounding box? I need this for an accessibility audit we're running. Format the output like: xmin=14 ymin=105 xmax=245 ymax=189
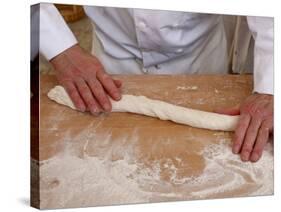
xmin=214 ymin=105 xmax=240 ymax=116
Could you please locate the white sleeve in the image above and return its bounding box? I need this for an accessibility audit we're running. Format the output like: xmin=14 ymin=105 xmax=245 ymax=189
xmin=247 ymin=16 xmax=274 ymax=95
xmin=39 ymin=3 xmax=78 ymax=60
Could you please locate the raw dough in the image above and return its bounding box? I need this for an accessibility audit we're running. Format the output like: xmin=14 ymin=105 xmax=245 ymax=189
xmin=47 ymin=86 xmax=239 ymax=131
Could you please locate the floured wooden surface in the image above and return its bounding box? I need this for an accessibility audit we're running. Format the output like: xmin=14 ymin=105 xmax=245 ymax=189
xmin=37 ymin=74 xmax=273 ymax=209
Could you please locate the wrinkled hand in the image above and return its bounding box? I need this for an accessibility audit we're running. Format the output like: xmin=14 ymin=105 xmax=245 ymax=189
xmin=215 ymin=93 xmax=273 ymax=162
xmin=50 ymin=44 xmax=122 ymax=114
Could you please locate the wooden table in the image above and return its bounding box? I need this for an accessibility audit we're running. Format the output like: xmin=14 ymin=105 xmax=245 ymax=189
xmin=32 ymin=74 xmax=273 ymax=209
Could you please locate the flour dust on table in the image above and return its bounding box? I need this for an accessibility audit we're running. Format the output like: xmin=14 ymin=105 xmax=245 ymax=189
xmin=39 ymin=128 xmax=273 ymax=209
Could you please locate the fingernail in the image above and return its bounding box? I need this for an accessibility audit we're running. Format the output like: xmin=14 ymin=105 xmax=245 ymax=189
xmin=114 ymin=92 xmax=121 ymax=100
xmin=250 ymin=153 xmax=260 ymax=162
xmin=90 ymin=107 xmax=99 ymax=114
xmin=233 ymin=145 xmax=239 ymax=154
xmin=103 ymin=103 xmax=111 ymax=111
xmin=79 ymin=105 xmax=86 ymax=112
xmin=93 ymin=112 xmax=103 ymax=117
xmin=241 ymin=153 xmax=250 ymax=161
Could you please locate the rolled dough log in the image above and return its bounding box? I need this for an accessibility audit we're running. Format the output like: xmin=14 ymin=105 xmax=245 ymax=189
xmin=47 ymin=85 xmax=239 ymax=131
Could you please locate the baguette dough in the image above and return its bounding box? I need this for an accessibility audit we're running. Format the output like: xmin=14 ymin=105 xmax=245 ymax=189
xmin=47 ymin=85 xmax=239 ymax=131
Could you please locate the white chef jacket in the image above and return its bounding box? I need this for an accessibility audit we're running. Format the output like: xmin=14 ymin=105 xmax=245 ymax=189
xmin=38 ymin=3 xmax=273 ymax=95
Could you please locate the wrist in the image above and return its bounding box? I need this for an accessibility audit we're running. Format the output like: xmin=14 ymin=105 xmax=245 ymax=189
xmin=50 ymin=44 xmax=81 ymax=69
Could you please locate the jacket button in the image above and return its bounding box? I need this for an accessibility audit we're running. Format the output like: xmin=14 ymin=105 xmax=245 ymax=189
xmin=176 ymin=48 xmax=183 ymax=53
xmin=139 ymin=21 xmax=147 ymax=29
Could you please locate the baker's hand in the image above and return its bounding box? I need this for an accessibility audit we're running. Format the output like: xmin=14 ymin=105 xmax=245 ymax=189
xmin=50 ymin=44 xmax=122 ymax=114
xmin=215 ymin=93 xmax=273 ymax=162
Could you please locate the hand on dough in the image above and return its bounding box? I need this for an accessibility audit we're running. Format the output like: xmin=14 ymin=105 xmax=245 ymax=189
xmin=50 ymin=44 xmax=122 ymax=114
xmin=215 ymin=93 xmax=273 ymax=163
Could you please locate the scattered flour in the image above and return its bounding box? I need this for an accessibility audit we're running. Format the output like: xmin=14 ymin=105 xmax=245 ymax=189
xmin=39 ymin=131 xmax=273 ymax=209
xmin=176 ymin=86 xmax=198 ymax=91
xmin=191 ymin=138 xmax=273 ymax=198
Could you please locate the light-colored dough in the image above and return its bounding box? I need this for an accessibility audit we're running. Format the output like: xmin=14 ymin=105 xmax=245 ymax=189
xmin=47 ymin=85 xmax=239 ymax=131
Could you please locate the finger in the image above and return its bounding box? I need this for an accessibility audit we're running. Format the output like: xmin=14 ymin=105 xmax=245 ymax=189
xmin=232 ymin=114 xmax=251 ymax=154
xmin=97 ymin=71 xmax=121 ymax=100
xmin=75 ymin=78 xmax=101 ymax=114
xmin=87 ymin=79 xmax=112 ymax=112
xmin=214 ymin=107 xmax=240 ymax=116
xmin=113 ymin=79 xmax=122 ymax=88
xmin=250 ymin=119 xmax=272 ymax=162
xmin=62 ymin=81 xmax=86 ymax=112
xmin=240 ymin=117 xmax=262 ymax=161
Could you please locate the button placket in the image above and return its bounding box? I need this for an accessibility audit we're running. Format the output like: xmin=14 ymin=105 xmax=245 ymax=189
xmin=135 ymin=57 xmax=149 ymax=74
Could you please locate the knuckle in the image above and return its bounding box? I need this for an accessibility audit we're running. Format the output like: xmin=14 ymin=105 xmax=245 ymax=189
xmin=263 ymin=119 xmax=272 ymax=128
xmin=242 ymin=146 xmax=252 ymax=153
xmin=252 ymin=148 xmax=262 ymax=155
xmin=240 ymin=114 xmax=250 ymax=123
xmin=100 ymin=73 xmax=110 ymax=80
xmin=108 ymin=85 xmax=116 ymax=93
xmin=103 ymin=77 xmax=114 ymax=85
xmin=85 ymin=96 xmax=94 ymax=104
xmin=88 ymin=102 xmax=97 ymax=109
xmin=89 ymin=78 xmax=98 ymax=84
xmin=100 ymin=97 xmax=109 ymax=106
xmin=93 ymin=88 xmax=105 ymax=98
xmin=262 ymin=126 xmax=270 ymax=133
xmin=233 ymin=140 xmax=243 ymax=149
xmin=233 ymin=140 xmax=241 ymax=148
xmin=239 ymin=122 xmax=248 ymax=129
xmin=81 ymin=92 xmax=92 ymax=102
xmin=255 ymin=108 xmax=263 ymax=116
xmin=89 ymin=80 xmax=101 ymax=90
xmin=233 ymin=131 xmax=243 ymax=142
xmin=80 ymin=86 xmax=90 ymax=94
xmin=72 ymin=68 xmax=82 ymax=76
xmin=248 ymin=127 xmax=257 ymax=135
xmin=93 ymin=60 xmax=103 ymax=69
xmin=107 ymin=84 xmax=118 ymax=93
xmin=241 ymin=105 xmax=251 ymax=114
xmin=244 ymin=106 xmax=258 ymax=117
